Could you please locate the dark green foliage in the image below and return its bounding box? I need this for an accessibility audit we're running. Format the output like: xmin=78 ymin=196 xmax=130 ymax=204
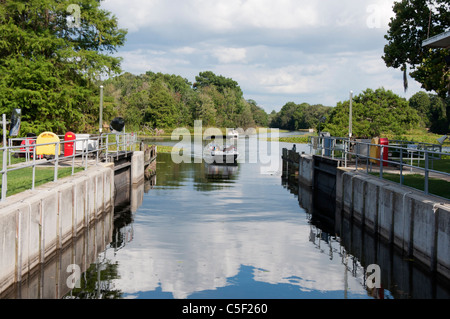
xmin=409 ymin=91 xmax=449 ymax=133
xmin=103 ymin=71 xmax=268 ymax=130
xmin=270 ymin=102 xmax=331 ymax=131
xmin=0 ymin=0 xmax=126 ymax=135
xmin=383 ymin=0 xmax=450 ymax=98
xmin=323 ymin=88 xmax=420 ymax=138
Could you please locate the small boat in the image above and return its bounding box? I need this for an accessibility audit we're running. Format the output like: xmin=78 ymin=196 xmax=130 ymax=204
xmin=227 ymin=128 xmax=239 ymax=139
xmin=203 ymin=135 xmax=239 ymax=165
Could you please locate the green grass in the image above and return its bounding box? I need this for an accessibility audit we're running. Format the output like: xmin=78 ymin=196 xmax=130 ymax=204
xmin=417 ymin=158 xmax=450 ymax=173
xmin=156 ymin=145 xmax=179 ymax=154
xmin=0 ymin=152 xmax=84 ymax=197
xmin=384 ymin=128 xmax=450 ymax=146
xmin=0 ymin=166 xmax=84 ymax=197
xmin=370 ymin=172 xmax=450 ymax=199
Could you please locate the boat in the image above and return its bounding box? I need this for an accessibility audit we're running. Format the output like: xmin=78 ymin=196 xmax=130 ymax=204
xmin=227 ymin=128 xmax=239 ymax=139
xmin=203 ymin=135 xmax=239 ymax=165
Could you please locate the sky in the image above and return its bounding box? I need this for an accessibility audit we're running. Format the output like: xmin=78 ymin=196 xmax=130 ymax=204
xmin=100 ymin=0 xmax=424 ymax=113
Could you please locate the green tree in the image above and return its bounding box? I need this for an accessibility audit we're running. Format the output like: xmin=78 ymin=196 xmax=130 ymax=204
xmin=324 ymin=88 xmax=420 ymax=138
xmin=247 ymin=99 xmax=269 ymax=127
xmin=193 ymin=71 xmax=242 ymax=96
xmin=0 ymin=0 xmax=126 ymax=135
xmin=144 ymin=81 xmax=179 ymax=128
xmin=383 ymin=0 xmax=450 ymax=98
xmin=409 ymin=91 xmax=449 ymax=133
xmin=196 ymin=92 xmax=217 ymax=126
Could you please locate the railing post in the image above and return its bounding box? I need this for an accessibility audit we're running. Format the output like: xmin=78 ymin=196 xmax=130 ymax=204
xmin=366 ymin=143 xmax=369 ymax=173
xmin=424 ymin=151 xmax=429 ymax=195
xmin=400 ymin=146 xmax=403 ymax=186
xmin=32 ymin=146 xmax=36 ymax=190
xmin=380 ymin=145 xmax=383 ymax=179
xmin=1 ymin=114 xmax=7 ymax=201
xmin=54 ymin=141 xmax=59 ymax=182
xmin=105 ymin=134 xmax=109 ymax=162
xmin=71 ymin=142 xmax=75 ymax=175
xmin=84 ymin=139 xmax=88 ymax=170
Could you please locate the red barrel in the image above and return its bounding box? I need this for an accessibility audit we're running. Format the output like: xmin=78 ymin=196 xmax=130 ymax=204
xmin=64 ymin=131 xmax=76 ymax=156
xmin=379 ymin=138 xmax=389 ymax=166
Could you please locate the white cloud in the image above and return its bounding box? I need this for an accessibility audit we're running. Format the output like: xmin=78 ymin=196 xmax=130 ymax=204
xmin=212 ymin=47 xmax=247 ymax=64
xmin=101 ymin=0 xmax=423 ymax=112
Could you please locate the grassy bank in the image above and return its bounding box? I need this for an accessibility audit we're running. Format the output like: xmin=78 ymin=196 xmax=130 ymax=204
xmin=369 ymin=172 xmax=450 ymax=199
xmin=0 ymin=165 xmax=84 ymax=197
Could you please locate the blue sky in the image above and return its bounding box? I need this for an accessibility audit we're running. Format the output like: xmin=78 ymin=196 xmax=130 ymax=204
xmin=100 ymin=0 xmax=423 ymax=113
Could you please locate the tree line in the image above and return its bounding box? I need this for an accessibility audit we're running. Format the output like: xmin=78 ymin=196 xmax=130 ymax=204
xmin=102 ymin=70 xmax=269 ymax=132
xmin=269 ymin=88 xmax=449 ymax=138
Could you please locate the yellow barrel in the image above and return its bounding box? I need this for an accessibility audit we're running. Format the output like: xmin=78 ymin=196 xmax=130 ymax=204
xmin=369 ymin=137 xmax=380 ymax=164
xmin=36 ymin=132 xmax=61 ymax=155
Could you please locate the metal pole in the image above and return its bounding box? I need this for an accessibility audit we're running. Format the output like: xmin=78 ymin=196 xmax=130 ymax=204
xmin=380 ymin=145 xmax=383 ymax=179
xmin=424 ymin=151 xmax=429 ymax=194
xmin=54 ymin=141 xmax=59 ymax=182
xmin=32 ymin=146 xmax=36 ymax=190
xmin=2 ymin=114 xmax=7 ymax=201
xmin=349 ymin=90 xmax=353 ymax=138
xmin=99 ymin=85 xmax=104 ymax=134
xmin=400 ymin=146 xmax=403 ymax=186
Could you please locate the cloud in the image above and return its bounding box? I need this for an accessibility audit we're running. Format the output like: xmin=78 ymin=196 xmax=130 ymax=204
xmin=101 ymin=0 xmax=422 ymax=112
xmin=212 ymin=47 xmax=247 ymax=64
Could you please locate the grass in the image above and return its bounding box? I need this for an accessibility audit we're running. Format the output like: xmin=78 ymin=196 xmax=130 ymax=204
xmin=0 ymin=152 xmax=84 ymax=197
xmin=369 ymin=172 xmax=450 ymax=199
xmin=416 ymin=158 xmax=450 ymax=173
xmin=384 ymin=128 xmax=450 ymax=146
xmin=156 ymin=145 xmax=182 ymax=154
xmin=0 ymin=166 xmax=84 ymax=197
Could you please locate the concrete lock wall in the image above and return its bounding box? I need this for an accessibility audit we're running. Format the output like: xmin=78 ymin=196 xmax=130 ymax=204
xmin=336 ymin=169 xmax=450 ymax=280
xmin=298 ymin=154 xmax=314 ymax=187
xmin=0 ymin=163 xmax=115 ymax=295
xmin=131 ymin=151 xmax=144 ymax=185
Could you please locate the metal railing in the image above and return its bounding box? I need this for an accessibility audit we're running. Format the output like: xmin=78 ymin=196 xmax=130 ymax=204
xmin=308 ymin=135 xmax=450 ymax=196
xmin=0 ymin=132 xmax=137 ymax=201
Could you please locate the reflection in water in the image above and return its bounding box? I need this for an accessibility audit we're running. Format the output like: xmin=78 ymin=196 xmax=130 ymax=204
xmin=10 ymin=134 xmax=448 ymax=299
xmin=87 ymin=151 xmax=372 ymax=299
xmin=282 ymin=162 xmax=450 ymax=299
xmin=0 ymin=207 xmax=114 ymax=299
xmin=205 ymin=163 xmax=239 ymax=181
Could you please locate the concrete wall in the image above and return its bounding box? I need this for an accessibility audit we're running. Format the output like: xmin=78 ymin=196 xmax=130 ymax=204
xmin=131 ymin=151 xmax=144 ymax=184
xmin=0 ymin=163 xmax=114 ymax=295
xmin=298 ymin=154 xmax=314 ymax=187
xmin=336 ymin=168 xmax=450 ymax=280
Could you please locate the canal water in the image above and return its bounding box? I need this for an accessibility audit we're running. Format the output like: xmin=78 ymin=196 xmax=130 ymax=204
xmin=72 ymin=133 xmax=380 ymax=299
xmin=62 ymin=131 xmax=450 ymax=299
xmin=4 ymin=132 xmax=448 ymax=299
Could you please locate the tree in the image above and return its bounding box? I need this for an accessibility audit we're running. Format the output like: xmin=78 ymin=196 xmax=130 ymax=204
xmin=383 ymin=0 xmax=450 ymax=98
xmin=270 ymin=102 xmax=331 ymax=131
xmin=247 ymin=99 xmax=269 ymax=127
xmin=144 ymin=81 xmax=179 ymax=128
xmin=409 ymin=91 xmax=449 ymax=133
xmin=193 ymin=71 xmax=242 ymax=96
xmin=0 ymin=0 xmax=126 ymax=135
xmin=324 ymin=88 xmax=420 ymax=138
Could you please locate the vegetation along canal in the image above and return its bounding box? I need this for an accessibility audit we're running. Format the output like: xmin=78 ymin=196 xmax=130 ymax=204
xmin=59 ymin=132 xmax=449 ymax=299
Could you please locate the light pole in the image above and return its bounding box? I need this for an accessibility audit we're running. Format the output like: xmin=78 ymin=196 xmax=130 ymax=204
xmin=99 ymin=85 xmax=104 ymax=134
xmin=349 ymin=90 xmax=353 ymax=138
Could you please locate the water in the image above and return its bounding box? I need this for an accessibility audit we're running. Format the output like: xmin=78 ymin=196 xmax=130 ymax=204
xmin=61 ymin=132 xmax=450 ymax=300
xmin=109 ymin=154 xmax=371 ymax=299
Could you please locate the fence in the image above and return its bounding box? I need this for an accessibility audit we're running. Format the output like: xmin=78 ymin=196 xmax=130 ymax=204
xmin=308 ymin=135 xmax=450 ymax=196
xmin=1 ymin=131 xmax=137 ymax=202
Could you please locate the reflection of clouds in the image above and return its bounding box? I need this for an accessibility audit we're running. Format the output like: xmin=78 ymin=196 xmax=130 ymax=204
xmin=109 ymin=207 xmax=367 ymax=298
xmin=107 ymin=139 xmax=368 ymax=299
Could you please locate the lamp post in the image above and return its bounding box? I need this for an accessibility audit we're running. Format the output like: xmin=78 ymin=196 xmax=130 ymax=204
xmin=99 ymin=85 xmax=103 ymax=134
xmin=349 ymin=90 xmax=353 ymax=138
